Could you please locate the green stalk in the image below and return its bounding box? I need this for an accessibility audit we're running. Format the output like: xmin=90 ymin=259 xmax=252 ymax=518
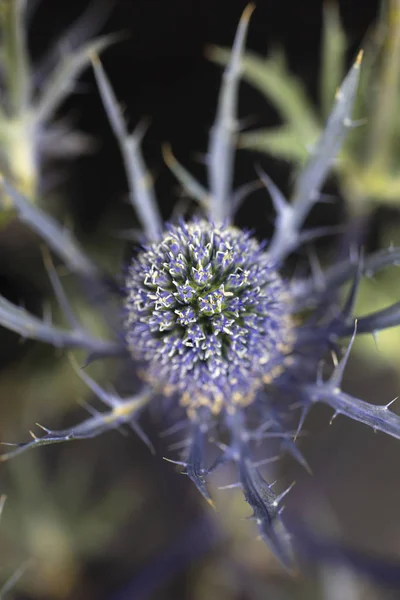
xmin=1 ymin=0 xmax=30 ymax=116
xmin=365 ymin=0 xmax=400 ymax=172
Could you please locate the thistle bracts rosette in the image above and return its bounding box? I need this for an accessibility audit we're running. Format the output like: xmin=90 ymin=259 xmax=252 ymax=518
xmin=2 ymin=4 xmax=400 ymax=573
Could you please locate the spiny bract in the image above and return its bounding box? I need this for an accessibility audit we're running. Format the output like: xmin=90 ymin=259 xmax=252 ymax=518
xmin=1 ymin=3 xmax=400 ymax=574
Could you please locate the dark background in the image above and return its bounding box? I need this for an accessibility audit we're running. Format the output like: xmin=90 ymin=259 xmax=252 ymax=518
xmin=30 ymin=0 xmax=378 ymax=230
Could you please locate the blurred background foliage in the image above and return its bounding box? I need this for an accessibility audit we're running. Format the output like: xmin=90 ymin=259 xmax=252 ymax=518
xmin=0 ymin=0 xmax=400 ymax=599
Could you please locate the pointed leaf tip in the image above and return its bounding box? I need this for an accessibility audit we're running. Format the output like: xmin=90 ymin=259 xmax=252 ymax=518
xmin=242 ymin=3 xmax=256 ymax=24
xmin=161 ymin=143 xmax=174 ymax=166
xmin=355 ymin=49 xmax=363 ymax=67
xmin=89 ymin=49 xmax=100 ymax=65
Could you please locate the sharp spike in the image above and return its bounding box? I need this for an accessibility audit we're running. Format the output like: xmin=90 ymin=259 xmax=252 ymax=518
xmin=91 ymin=54 xmax=162 ymax=241
xmin=207 ymin=3 xmax=255 ymax=223
xmin=129 ymin=420 xmax=155 ymax=454
xmin=316 ymin=360 xmax=325 ymax=385
xmin=281 ymin=430 xmax=312 ymax=472
xmin=34 ymin=423 xmax=51 ymax=433
xmin=159 ymin=420 xmax=189 ymax=438
xmin=167 ymin=438 xmax=191 ymax=452
xmin=162 ymin=143 xmax=209 ymax=208
xmin=275 ymin=481 xmax=296 ymax=505
xmin=307 ymin=245 xmax=326 ymax=292
xmin=256 ymin=164 xmax=289 ymax=217
xmin=252 ymin=455 xmax=281 ymax=468
xmin=268 ymin=48 xmax=362 ymax=262
xmin=372 ymin=330 xmax=379 ymax=350
xmin=330 ymin=411 xmax=340 ymax=424
xmin=41 ymin=245 xmax=80 ymax=329
xmin=162 ymin=457 xmax=187 ymax=467
xmin=341 ymin=250 xmax=364 ymax=320
xmin=68 ymin=353 xmax=118 ymax=408
xmin=385 ymin=396 xmax=399 ymax=410
xmin=218 ymin=482 xmax=242 ymax=490
xmin=75 ymin=394 xmax=102 ymax=418
xmin=329 ymin=319 xmax=358 ymax=390
xmin=331 ymin=350 xmax=339 ymax=368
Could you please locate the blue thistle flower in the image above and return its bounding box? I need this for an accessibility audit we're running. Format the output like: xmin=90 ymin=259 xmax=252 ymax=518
xmin=2 ymin=3 xmax=400 ymax=573
xmin=124 ymin=220 xmax=293 ymax=413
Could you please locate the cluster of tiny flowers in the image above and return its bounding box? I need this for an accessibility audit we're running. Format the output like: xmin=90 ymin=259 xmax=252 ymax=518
xmin=124 ymin=220 xmax=294 ymax=413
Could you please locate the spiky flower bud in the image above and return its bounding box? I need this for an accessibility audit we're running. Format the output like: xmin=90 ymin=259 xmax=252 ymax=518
xmin=124 ymin=220 xmax=294 ymax=413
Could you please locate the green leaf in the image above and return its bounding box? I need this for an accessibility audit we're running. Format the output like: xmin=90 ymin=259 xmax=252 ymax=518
xmin=239 ymin=124 xmax=315 ymax=163
xmin=0 ymin=0 xmax=30 ymax=116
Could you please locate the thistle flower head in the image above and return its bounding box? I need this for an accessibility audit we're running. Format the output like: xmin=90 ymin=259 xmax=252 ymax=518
xmin=124 ymin=220 xmax=293 ymax=413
